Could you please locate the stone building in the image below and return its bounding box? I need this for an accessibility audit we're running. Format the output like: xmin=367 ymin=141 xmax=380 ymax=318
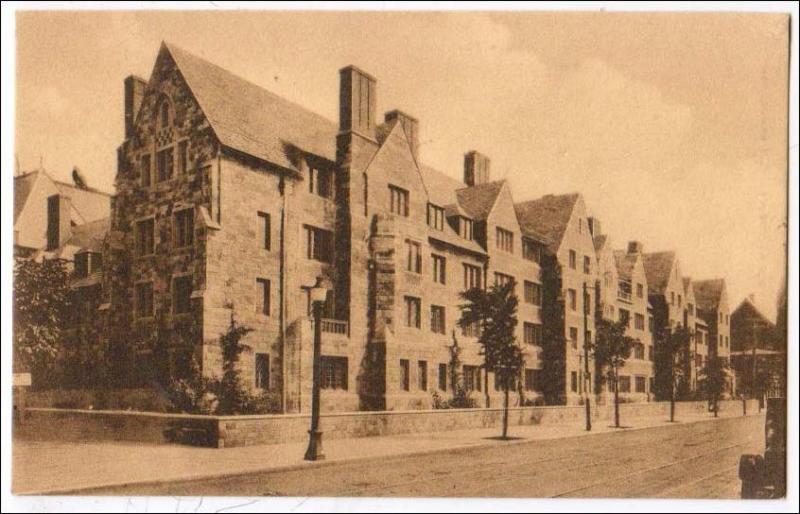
xmin=693 ymin=278 xmax=735 ymax=396
xmin=105 ymin=42 xmax=559 ymax=413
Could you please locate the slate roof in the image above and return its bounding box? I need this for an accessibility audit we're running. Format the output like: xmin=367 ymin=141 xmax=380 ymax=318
xmin=65 ymin=218 xmax=110 ymax=252
xmin=732 ymin=297 xmax=772 ymax=327
xmin=165 ymin=42 xmax=338 ymax=171
xmin=613 ymin=250 xmax=638 ymax=281
xmin=693 ymin=278 xmax=726 ymax=311
xmin=514 ymin=193 xmax=579 ymax=252
xmin=642 ymin=251 xmax=676 ymax=295
xmin=54 ymin=180 xmax=111 ymax=224
xmin=14 ymin=170 xmax=39 ymax=223
xmin=455 ymin=180 xmax=505 ymax=221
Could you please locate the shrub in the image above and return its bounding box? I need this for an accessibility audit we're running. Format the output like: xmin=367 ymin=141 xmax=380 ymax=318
xmin=431 ymin=385 xmax=477 ymax=409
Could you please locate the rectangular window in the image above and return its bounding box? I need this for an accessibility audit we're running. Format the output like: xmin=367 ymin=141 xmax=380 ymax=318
xmin=634 ymin=343 xmax=644 ymax=360
xmin=583 ymin=255 xmax=591 ymax=274
xmin=671 ymin=292 xmax=675 ymax=305
xmin=140 ymin=154 xmax=151 ymax=187
xmin=432 ymin=254 xmax=446 ymax=284
xmin=389 ymin=185 xmax=409 ymax=217
xmin=636 ymin=283 xmax=644 ymax=298
xmin=648 ymin=346 xmax=654 ymax=361
xmin=524 ymin=281 xmax=542 ymax=306
xmin=463 ymin=365 xmax=481 ymax=392
xmin=688 ymin=303 xmax=694 ymax=316
xmin=463 ymin=264 xmax=482 ymax=290
xmin=134 ymin=282 xmax=154 ymax=319
xmin=648 ymin=316 xmax=654 ymax=333
xmin=427 ymin=204 xmax=445 ymax=230
xmin=569 ymin=250 xmax=577 ymax=270
xmin=173 ymin=208 xmax=194 ymax=248
xmin=46 ymin=195 xmax=59 ymax=250
xmin=405 ymin=296 xmax=421 ymax=329
xmin=525 ymin=369 xmax=539 ymax=392
xmin=258 ymin=212 xmax=271 ymax=250
xmin=635 ymin=313 xmax=645 ymax=331
xmin=438 ymin=364 xmax=447 ymax=391
xmin=156 ymin=146 xmax=174 ymax=182
xmin=460 ymin=217 xmax=474 ymax=240
xmin=431 ymin=305 xmax=446 ymax=334
xmin=570 ymin=371 xmax=578 ymax=392
xmin=321 ymin=356 xmax=348 ymax=390
xmin=406 ymin=240 xmax=422 ymax=273
xmin=309 ymin=167 xmax=333 ymax=199
xmin=494 ymin=272 xmax=514 ymax=288
xmin=178 ymin=140 xmax=188 ymax=174
xmin=257 ymin=278 xmax=271 ymax=316
xmin=568 ymin=288 xmax=577 ymax=311
xmin=635 ymin=376 xmax=646 ymax=393
xmin=496 ymin=227 xmax=514 ymax=253
xmin=74 ymin=252 xmax=89 ymax=278
xmin=418 ymin=361 xmax=428 ymax=391
xmin=524 ymin=322 xmax=542 ymax=345
xmin=619 ymin=308 xmax=630 ymax=327
xmin=400 ymin=359 xmax=410 ymax=391
xmin=522 ymin=239 xmax=542 ymax=263
xmin=494 ymin=372 xmax=517 ymax=392
xmin=305 ymin=225 xmax=333 ymax=263
xmin=255 ymin=353 xmax=269 ymax=390
xmin=136 ymin=218 xmax=155 ymax=256
xmin=462 ymin=320 xmax=480 ymax=338
xmin=619 ymin=376 xmax=631 ymax=393
xmin=569 ymin=326 xmax=578 ymax=348
xmin=172 ymin=275 xmax=192 ymax=314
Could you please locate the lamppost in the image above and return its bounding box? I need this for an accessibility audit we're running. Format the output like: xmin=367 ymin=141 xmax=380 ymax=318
xmin=304 ymin=276 xmax=328 ymax=461
xmin=583 ymin=282 xmax=591 ymax=431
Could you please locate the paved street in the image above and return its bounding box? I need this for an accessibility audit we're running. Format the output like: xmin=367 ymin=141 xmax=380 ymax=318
xmin=85 ymin=414 xmax=763 ymax=498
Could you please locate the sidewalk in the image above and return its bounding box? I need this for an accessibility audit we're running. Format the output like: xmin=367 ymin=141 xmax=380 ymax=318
xmin=13 ymin=408 xmax=759 ymax=495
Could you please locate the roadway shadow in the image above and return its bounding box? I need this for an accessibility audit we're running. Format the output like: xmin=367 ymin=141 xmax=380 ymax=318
xmin=607 ymin=425 xmax=634 ymax=430
xmin=482 ymin=436 xmax=525 ymax=441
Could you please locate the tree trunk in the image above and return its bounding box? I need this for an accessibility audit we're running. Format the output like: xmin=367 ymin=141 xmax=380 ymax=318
xmin=502 ymin=382 xmax=509 ymax=439
xmin=484 ymin=366 xmax=490 ymax=408
xmin=614 ymin=370 xmax=620 ymax=428
xmin=669 ymin=368 xmax=676 ymax=422
xmin=714 ymin=393 xmax=718 ymax=417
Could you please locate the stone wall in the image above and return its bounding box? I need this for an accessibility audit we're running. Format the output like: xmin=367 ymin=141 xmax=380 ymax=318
xmin=18 ymin=399 xmax=756 ymax=448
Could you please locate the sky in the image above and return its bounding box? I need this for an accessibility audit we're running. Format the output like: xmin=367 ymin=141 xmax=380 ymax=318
xmin=15 ymin=10 xmax=789 ymax=320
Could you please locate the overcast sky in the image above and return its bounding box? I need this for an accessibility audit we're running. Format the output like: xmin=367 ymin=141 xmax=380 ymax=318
xmin=15 ymin=10 xmax=789 ymax=320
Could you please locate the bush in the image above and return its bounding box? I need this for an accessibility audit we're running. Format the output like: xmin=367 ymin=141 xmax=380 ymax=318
xmin=431 ymin=385 xmax=477 ymax=409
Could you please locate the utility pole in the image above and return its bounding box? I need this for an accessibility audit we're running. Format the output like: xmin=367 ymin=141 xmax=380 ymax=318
xmin=583 ymin=281 xmax=591 ymax=431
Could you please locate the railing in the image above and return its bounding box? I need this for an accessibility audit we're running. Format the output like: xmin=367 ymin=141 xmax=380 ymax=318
xmin=319 ymin=318 xmax=349 ymax=335
xmin=617 ymin=290 xmax=632 ymax=302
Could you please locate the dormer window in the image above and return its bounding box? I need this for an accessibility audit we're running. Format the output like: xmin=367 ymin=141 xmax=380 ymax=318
xmin=522 ymin=239 xmax=542 ymax=263
xmin=459 ymin=217 xmax=474 ymax=240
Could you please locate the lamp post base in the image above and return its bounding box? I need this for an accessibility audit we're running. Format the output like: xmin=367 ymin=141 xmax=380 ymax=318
xmin=304 ymin=430 xmax=325 ymax=461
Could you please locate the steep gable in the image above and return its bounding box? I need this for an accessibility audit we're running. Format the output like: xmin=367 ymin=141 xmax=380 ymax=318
xmin=694 ymin=279 xmax=727 ymax=312
xmin=514 ymin=193 xmax=580 ymax=253
xmin=642 ymin=251 xmax=676 ymax=295
xmin=456 ymin=180 xmax=506 ymax=221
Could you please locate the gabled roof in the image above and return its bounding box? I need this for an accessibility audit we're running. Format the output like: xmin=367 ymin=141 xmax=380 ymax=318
xmin=732 ymin=297 xmax=773 ymax=327
xmin=54 ymin=180 xmax=111 ymax=224
xmin=14 ymin=170 xmax=39 ymax=223
xmin=514 ymin=193 xmax=579 ymax=252
xmin=693 ymin=278 xmax=726 ymax=311
xmin=66 ymin=218 xmax=110 ymax=252
xmin=455 ymin=180 xmax=505 ymax=221
xmin=420 ymin=165 xmax=463 ymax=209
xmin=682 ymin=277 xmax=692 ymax=292
xmin=613 ymin=250 xmax=638 ymax=281
xmin=164 ymin=42 xmax=338 ymax=171
xmin=642 ymin=251 xmax=676 ymax=295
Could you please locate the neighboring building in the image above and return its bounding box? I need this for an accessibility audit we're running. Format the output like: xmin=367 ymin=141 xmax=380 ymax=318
xmin=693 ymin=278 xmax=734 ymax=396
xmin=730 ymin=296 xmax=784 ymax=398
xmin=106 ymin=42 xmax=553 ymax=413
xmin=682 ymin=277 xmax=705 ymax=393
xmin=13 ymin=168 xmax=111 ymax=258
xmin=642 ymin=250 xmax=692 ymax=400
xmin=515 ymin=193 xmax=598 ymax=405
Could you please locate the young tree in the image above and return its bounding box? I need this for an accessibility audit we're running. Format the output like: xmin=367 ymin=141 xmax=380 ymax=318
xmin=211 ymin=314 xmax=255 ymax=415
xmin=658 ymin=324 xmax=692 ymax=422
xmin=458 ymin=280 xmax=524 ymax=439
xmin=593 ymin=318 xmax=636 ymax=428
xmin=13 ymin=257 xmax=73 ymax=383
xmin=699 ymin=355 xmax=728 ymax=418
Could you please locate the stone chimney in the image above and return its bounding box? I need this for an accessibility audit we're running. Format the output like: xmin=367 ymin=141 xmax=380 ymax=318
xmin=627 ymin=241 xmax=644 ymax=255
xmin=385 ymin=110 xmax=419 ymax=161
xmin=339 ymin=65 xmax=377 ymax=139
xmin=587 ymin=217 xmax=602 ymax=237
xmin=463 ymin=151 xmax=491 ymax=186
xmin=124 ymin=75 xmax=147 ymax=139
xmin=46 ymin=194 xmax=72 ymax=251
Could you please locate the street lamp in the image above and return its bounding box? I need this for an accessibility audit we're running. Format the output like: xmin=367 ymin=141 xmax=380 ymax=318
xmin=304 ymin=276 xmax=328 ymax=461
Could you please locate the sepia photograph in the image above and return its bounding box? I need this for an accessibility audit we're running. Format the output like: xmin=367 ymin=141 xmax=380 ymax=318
xmin=1 ymin=2 xmax=797 ymax=512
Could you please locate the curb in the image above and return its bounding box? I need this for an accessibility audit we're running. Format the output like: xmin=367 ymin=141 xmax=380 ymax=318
xmin=16 ymin=412 xmax=761 ymax=496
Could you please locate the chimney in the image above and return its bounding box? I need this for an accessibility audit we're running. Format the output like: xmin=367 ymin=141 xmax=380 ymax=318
xmin=339 ymin=65 xmax=377 ymax=139
xmin=124 ymin=75 xmax=147 ymax=139
xmin=587 ymin=217 xmax=601 ymax=237
xmin=463 ymin=151 xmax=491 ymax=186
xmin=385 ymin=110 xmax=419 ymax=160
xmin=627 ymin=241 xmax=643 ymax=255
xmin=46 ymin=194 xmax=71 ymax=251
xmin=748 ymin=293 xmax=756 ymax=304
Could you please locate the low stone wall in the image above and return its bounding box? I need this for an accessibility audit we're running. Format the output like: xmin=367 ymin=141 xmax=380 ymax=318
xmin=17 ymin=399 xmax=755 ymax=448
xmin=23 ymin=388 xmax=170 ymax=412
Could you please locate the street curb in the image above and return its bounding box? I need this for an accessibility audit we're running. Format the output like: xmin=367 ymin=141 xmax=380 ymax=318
xmin=16 ymin=412 xmax=761 ymax=496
